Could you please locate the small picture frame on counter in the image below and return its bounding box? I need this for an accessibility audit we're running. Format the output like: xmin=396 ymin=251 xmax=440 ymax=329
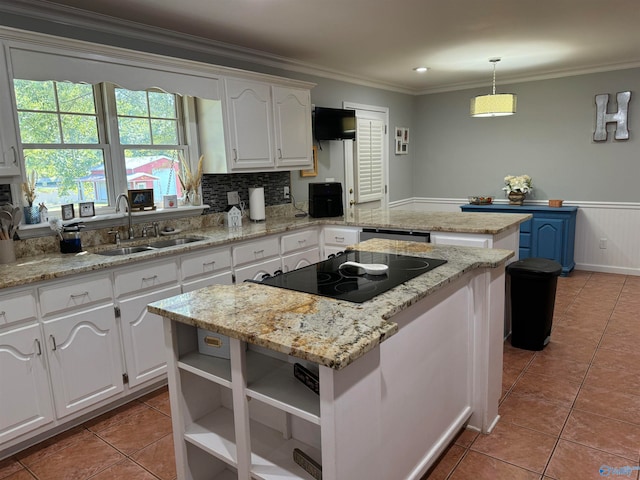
xmin=163 ymin=194 xmax=178 ymax=209
xmin=61 ymin=203 xmax=74 ymax=220
xmin=79 ymin=201 xmax=95 ymax=218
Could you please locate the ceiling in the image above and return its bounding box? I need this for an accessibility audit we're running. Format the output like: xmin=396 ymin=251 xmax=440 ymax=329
xmin=22 ymin=0 xmax=640 ymax=93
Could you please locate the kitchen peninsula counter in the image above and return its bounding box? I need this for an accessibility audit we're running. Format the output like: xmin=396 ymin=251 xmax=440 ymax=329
xmin=152 ymin=239 xmax=512 ymax=480
xmin=0 ymin=208 xmax=529 ymax=290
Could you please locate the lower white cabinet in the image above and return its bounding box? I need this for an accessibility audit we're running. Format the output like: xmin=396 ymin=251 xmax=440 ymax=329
xmin=42 ymin=304 xmax=124 ymax=419
xmin=234 ymin=257 xmax=283 ymax=283
xmin=0 ymin=323 xmax=53 ymax=444
xmin=115 ymin=259 xmax=180 ymax=388
xmin=282 ymin=249 xmax=320 ymax=272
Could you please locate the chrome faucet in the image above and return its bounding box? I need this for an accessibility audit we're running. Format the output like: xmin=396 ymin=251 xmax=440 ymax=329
xmin=115 ymin=193 xmax=135 ymax=240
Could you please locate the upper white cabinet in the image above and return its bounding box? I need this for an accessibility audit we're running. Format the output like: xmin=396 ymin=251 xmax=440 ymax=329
xmin=272 ymin=86 xmax=313 ymax=168
xmin=216 ymin=78 xmax=313 ymax=173
xmin=0 ymin=46 xmax=20 ymax=177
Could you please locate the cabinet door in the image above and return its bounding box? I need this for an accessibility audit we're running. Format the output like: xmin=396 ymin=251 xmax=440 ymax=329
xmin=234 ymin=257 xmax=283 ymax=283
xmin=531 ymin=217 xmax=564 ymax=263
xmin=0 ymin=46 xmax=20 ymax=176
xmin=43 ymin=305 xmax=124 ymax=418
xmin=0 ymin=324 xmax=53 ymax=444
xmin=272 ymin=86 xmax=312 ymax=168
xmin=118 ymin=285 xmax=182 ymax=388
xmin=224 ymin=78 xmax=274 ymax=169
xmin=282 ymin=248 xmax=320 ymax=272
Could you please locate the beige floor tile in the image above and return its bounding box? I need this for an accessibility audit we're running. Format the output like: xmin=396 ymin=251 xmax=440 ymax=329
xmin=532 ymin=340 xmax=596 ymax=365
xmin=574 ymin=385 xmax=640 ymax=426
xmin=598 ymin=333 xmax=640 ymax=354
xmin=471 ymin=422 xmax=556 ymax=473
xmin=131 ymin=433 xmax=177 ymax=480
xmin=605 ymin=314 xmax=640 ymax=338
xmin=546 ymin=439 xmax=639 ymax=480
xmin=0 ymin=458 xmax=23 ymax=479
xmin=503 ymin=342 xmax=536 ymax=371
xmin=449 ymin=450 xmax=541 ymax=480
xmin=140 ymin=387 xmax=172 ymax=417
xmin=583 ymin=364 xmax=640 ymax=397
xmin=90 ymin=459 xmax=158 ymax=480
xmin=84 ymin=401 xmax=150 ymax=433
xmin=27 ymin=434 xmax=123 ymax=480
xmin=421 ymin=444 xmax=465 ymax=480
xmin=15 ymin=426 xmax=93 ymax=467
xmin=97 ymin=407 xmax=173 ymax=455
xmin=526 ymin=355 xmax=589 ymax=384
xmin=2 ymin=471 xmax=36 ymax=480
xmin=511 ymin=370 xmax=581 ymax=407
xmin=592 ymin=347 xmax=640 ymax=373
xmin=561 ymin=410 xmax=640 ymax=462
xmin=499 ymin=392 xmax=570 ymax=437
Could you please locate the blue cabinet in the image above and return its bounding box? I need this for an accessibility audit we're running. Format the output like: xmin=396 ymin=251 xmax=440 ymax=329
xmin=460 ymin=204 xmax=577 ymax=276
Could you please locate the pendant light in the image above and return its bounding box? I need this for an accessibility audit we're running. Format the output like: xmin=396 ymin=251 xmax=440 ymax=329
xmin=470 ymin=58 xmax=516 ymax=117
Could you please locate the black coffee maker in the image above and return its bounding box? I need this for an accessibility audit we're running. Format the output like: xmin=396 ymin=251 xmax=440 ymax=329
xmin=308 ymin=182 xmax=344 ymax=218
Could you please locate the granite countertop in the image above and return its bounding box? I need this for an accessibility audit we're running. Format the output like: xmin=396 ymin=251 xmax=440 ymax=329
xmin=148 ymin=238 xmax=514 ymax=370
xmin=0 ymin=208 xmax=529 ymax=290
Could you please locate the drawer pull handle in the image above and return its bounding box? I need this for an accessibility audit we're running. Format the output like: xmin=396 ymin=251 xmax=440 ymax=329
xmin=335 ymin=236 xmax=344 ymax=242
xmin=35 ymin=339 xmax=42 ymax=356
xmin=204 ymin=336 xmax=223 ymax=348
xmin=50 ymin=335 xmax=57 ymax=351
xmin=254 ymin=249 xmax=264 ymax=255
xmin=70 ymin=291 xmax=89 ymax=300
xmin=202 ymin=261 xmax=216 ymax=267
xmin=142 ymin=275 xmax=158 ymax=282
xmin=298 ymin=239 xmax=306 ymax=244
xmin=0 ymin=311 xmax=5 ymax=318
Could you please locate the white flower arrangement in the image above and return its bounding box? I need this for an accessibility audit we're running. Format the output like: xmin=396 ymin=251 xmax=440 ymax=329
xmin=502 ymin=175 xmax=533 ymax=194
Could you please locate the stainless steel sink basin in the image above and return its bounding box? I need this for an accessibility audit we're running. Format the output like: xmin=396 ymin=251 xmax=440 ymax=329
xmin=148 ymin=237 xmax=205 ymax=248
xmin=97 ymin=246 xmax=156 ymax=256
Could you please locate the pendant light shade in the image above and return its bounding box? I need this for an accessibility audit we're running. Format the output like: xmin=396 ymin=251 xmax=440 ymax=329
xmin=471 ymin=58 xmax=516 ymax=117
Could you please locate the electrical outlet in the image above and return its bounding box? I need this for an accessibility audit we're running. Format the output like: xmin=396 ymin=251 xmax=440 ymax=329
xmin=284 ymin=186 xmax=290 ymax=199
xmin=227 ymin=191 xmax=240 ymax=205
xmin=599 ymin=238 xmax=607 ymax=249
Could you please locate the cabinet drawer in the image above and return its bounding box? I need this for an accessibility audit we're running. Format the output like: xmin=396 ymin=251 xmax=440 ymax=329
xmin=520 ymin=232 xmax=531 ymax=248
xmin=323 ymin=227 xmax=359 ymax=246
xmin=39 ymin=275 xmax=113 ymax=317
xmin=281 ymin=229 xmax=319 ymax=254
xmin=114 ymin=260 xmax=179 ymax=297
xmin=520 ymin=219 xmax=532 ymax=233
xmin=234 ymin=257 xmax=282 ymax=283
xmin=0 ymin=289 xmax=37 ymax=326
xmin=181 ymin=248 xmax=232 ymax=282
xmin=233 ymin=236 xmax=280 ymax=267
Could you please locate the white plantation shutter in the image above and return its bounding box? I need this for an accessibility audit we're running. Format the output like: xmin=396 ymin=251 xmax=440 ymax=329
xmin=355 ymin=117 xmax=384 ymax=203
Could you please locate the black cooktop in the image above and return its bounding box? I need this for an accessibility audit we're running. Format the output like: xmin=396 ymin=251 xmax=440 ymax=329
xmin=257 ymin=250 xmax=447 ymax=303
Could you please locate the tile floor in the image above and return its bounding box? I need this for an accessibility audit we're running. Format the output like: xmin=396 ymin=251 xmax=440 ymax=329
xmin=1 ymin=271 xmax=639 ymax=480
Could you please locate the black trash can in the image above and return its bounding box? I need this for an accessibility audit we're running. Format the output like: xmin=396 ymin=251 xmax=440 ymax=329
xmin=507 ymin=258 xmax=562 ymax=350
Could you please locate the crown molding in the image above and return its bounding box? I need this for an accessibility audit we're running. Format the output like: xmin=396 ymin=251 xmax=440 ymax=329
xmin=0 ymin=0 xmax=417 ymax=95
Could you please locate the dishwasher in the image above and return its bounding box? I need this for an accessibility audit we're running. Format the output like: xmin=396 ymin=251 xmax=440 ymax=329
xmin=359 ymin=227 xmax=431 ymax=243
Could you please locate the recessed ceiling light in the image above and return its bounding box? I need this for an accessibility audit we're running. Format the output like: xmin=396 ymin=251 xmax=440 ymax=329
xmin=413 ymin=67 xmax=429 ymax=73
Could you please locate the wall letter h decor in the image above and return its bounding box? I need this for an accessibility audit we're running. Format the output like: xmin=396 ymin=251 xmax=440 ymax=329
xmin=593 ymin=91 xmax=631 ymax=142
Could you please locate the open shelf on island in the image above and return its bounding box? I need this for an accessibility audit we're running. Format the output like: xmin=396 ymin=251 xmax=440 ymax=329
xmin=246 ymin=350 xmax=320 ymax=424
xmin=184 ymin=406 xmax=237 ymax=466
xmin=178 ymin=351 xmax=232 ymax=387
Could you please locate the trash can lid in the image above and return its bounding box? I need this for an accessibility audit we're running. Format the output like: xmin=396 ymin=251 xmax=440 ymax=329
xmin=507 ymin=258 xmax=562 ymax=276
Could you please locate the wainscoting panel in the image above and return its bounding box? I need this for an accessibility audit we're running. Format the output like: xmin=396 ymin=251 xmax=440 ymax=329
xmin=389 ymin=198 xmax=640 ymax=276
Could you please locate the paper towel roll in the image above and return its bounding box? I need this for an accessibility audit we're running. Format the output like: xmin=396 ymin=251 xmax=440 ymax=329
xmin=249 ymin=187 xmax=266 ymax=221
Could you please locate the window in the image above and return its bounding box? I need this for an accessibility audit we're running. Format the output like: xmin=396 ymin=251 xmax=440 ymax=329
xmin=13 ymin=80 xmax=187 ymax=212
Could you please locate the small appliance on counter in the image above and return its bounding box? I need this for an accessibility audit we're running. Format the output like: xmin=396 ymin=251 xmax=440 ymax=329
xmin=60 ymin=222 xmax=84 ymax=253
xmin=308 ymin=182 xmax=343 ymax=218
xmin=248 ymin=186 xmax=266 ymax=222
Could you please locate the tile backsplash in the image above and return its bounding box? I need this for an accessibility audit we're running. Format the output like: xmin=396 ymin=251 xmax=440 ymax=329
xmin=202 ymin=171 xmax=290 ymax=213
xmin=0 ymin=184 xmax=12 ymax=204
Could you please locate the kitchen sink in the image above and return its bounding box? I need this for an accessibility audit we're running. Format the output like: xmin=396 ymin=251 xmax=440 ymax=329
xmin=96 ymin=246 xmax=156 ymax=256
xmin=148 ymin=236 xmax=206 ymax=248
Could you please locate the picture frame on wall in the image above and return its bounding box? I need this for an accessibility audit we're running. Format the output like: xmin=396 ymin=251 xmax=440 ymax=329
xmin=395 ymin=127 xmax=403 ymax=139
xmin=300 ymin=146 xmax=319 ymax=177
xmin=61 ymin=203 xmax=74 ymax=220
xmin=395 ymin=138 xmax=403 ymax=155
xmin=395 ymin=126 xmax=410 ymax=154
xmin=79 ymin=201 xmax=95 ymax=218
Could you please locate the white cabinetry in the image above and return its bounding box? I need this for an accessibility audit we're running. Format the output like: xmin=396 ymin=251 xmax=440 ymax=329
xmin=0 ymin=287 xmax=52 ymax=444
xmin=115 ymin=259 xmax=180 ymax=388
xmin=281 ymin=228 xmax=320 ymax=272
xmin=272 ymin=86 xmax=312 ymax=169
xmin=233 ymin=236 xmax=282 ymax=282
xmin=0 ymin=45 xmax=20 ymax=176
xmin=221 ymin=78 xmax=312 ymax=173
xmin=181 ymin=247 xmax=233 ymax=292
xmin=321 ymin=226 xmax=361 ymax=258
xmin=39 ymin=274 xmax=123 ymax=419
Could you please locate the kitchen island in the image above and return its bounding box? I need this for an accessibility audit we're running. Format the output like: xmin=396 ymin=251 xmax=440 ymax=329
xmin=149 ymin=239 xmax=513 ymax=480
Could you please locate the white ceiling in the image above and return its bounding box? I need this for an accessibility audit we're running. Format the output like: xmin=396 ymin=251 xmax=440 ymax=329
xmin=26 ymin=0 xmax=640 ymax=93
